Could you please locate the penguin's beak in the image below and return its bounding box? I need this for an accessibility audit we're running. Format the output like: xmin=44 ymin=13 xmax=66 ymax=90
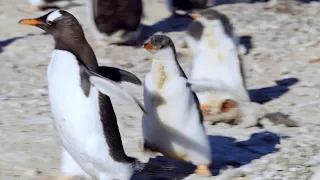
xmin=189 ymin=13 xmax=202 ymax=19
xmin=143 ymin=43 xmax=158 ymax=50
xmin=19 ymin=18 xmax=44 ymax=26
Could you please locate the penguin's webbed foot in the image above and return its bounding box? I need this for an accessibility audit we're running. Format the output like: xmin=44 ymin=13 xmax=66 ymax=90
xmin=194 ymin=165 xmax=212 ymax=176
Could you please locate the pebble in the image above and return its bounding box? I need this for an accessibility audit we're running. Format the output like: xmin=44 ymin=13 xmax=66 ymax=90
xmin=23 ymin=169 xmax=42 ymax=177
xmin=32 ymin=88 xmax=47 ymax=97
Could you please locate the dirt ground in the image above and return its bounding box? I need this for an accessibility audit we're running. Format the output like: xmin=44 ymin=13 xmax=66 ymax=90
xmin=1 ymin=0 xmax=320 ymax=179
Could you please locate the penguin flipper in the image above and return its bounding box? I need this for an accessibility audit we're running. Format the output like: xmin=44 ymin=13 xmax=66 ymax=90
xmin=187 ymin=79 xmax=228 ymax=93
xmin=89 ymin=72 xmax=147 ymax=114
xmin=98 ymin=66 xmax=142 ymax=85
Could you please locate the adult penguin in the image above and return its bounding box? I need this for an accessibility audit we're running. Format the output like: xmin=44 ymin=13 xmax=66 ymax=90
xmin=86 ymin=0 xmax=143 ymax=46
xmin=19 ymin=10 xmax=153 ymax=180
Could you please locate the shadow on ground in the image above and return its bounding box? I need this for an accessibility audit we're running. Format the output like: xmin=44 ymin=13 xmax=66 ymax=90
xmin=133 ymin=131 xmax=281 ymax=180
xmin=249 ymin=77 xmax=299 ymax=104
xmin=0 ymin=33 xmax=48 ymax=53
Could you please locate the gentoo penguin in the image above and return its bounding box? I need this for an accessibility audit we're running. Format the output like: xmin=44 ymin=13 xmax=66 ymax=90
xmin=26 ymin=0 xmax=73 ymax=12
xmin=186 ymin=9 xmax=250 ymax=122
xmin=141 ymin=35 xmax=212 ymax=176
xmin=86 ymin=0 xmax=143 ymax=46
xmin=166 ymin=0 xmax=208 ymax=15
xmin=19 ymin=10 xmax=148 ymax=180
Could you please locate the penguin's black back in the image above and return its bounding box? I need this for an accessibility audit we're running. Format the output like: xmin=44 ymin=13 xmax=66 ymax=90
xmin=171 ymin=0 xmax=208 ymax=11
xmin=93 ymin=0 xmax=143 ymax=36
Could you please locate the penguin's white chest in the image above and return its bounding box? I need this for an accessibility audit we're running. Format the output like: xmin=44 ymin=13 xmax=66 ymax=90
xmin=47 ymin=50 xmax=107 ymax=176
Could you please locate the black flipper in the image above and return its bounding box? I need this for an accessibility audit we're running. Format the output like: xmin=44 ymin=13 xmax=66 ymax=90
xmin=98 ymin=66 xmax=142 ymax=85
xmin=89 ymin=71 xmax=147 ymax=114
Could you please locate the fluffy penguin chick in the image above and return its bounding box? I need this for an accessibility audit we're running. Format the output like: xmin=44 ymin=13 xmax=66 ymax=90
xmin=26 ymin=0 xmax=72 ymax=12
xmin=187 ymin=9 xmax=250 ymax=121
xmin=19 ymin=10 xmax=147 ymax=180
xmin=86 ymin=0 xmax=143 ymax=46
xmin=142 ymin=35 xmax=212 ymax=176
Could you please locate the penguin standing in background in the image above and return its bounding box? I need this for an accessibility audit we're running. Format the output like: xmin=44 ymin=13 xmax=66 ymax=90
xmin=186 ymin=9 xmax=250 ymax=123
xmin=19 ymin=10 xmax=149 ymax=180
xmin=26 ymin=0 xmax=73 ymax=12
xmin=166 ymin=0 xmax=208 ymax=15
xmin=86 ymin=0 xmax=143 ymax=46
xmin=141 ymin=35 xmax=212 ymax=176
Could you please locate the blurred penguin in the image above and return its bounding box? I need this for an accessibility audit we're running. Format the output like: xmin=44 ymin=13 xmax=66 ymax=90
xmin=186 ymin=9 xmax=250 ymax=123
xmin=166 ymin=0 xmax=208 ymax=15
xmin=86 ymin=0 xmax=143 ymax=46
xmin=26 ymin=0 xmax=73 ymax=12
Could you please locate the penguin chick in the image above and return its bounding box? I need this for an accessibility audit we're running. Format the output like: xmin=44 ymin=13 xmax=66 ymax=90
xmin=86 ymin=0 xmax=143 ymax=47
xmin=142 ymin=34 xmax=212 ymax=176
xmin=186 ymin=9 xmax=250 ymax=123
xmin=19 ymin=10 xmax=150 ymax=180
xmin=26 ymin=0 xmax=73 ymax=12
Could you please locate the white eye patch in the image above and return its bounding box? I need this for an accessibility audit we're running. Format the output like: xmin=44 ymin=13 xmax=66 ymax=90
xmin=46 ymin=10 xmax=63 ymax=22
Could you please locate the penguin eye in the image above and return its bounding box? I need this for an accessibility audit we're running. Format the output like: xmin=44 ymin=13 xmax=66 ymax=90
xmin=47 ymin=21 xmax=53 ymax=25
xmin=160 ymin=44 xmax=165 ymax=49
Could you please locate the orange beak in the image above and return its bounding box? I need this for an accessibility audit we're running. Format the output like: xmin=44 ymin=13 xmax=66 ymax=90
xmin=19 ymin=19 xmax=44 ymax=26
xmin=143 ymin=43 xmax=157 ymax=50
xmin=189 ymin=13 xmax=202 ymax=19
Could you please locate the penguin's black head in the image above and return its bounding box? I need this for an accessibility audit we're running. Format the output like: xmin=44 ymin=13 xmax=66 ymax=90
xmin=143 ymin=35 xmax=174 ymax=54
xmin=188 ymin=9 xmax=233 ymax=38
xmin=189 ymin=9 xmax=222 ymax=21
xmin=19 ymin=10 xmax=85 ymax=43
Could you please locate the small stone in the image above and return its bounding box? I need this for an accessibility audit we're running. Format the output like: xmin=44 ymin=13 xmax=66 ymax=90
xmin=23 ymin=169 xmax=42 ymax=177
xmin=268 ymin=163 xmax=287 ymax=171
xmin=32 ymin=88 xmax=47 ymax=97
xmin=264 ymin=112 xmax=299 ymax=127
xmin=120 ymin=62 xmax=134 ymax=68
xmin=259 ymin=117 xmax=274 ymax=128
xmin=280 ymin=67 xmax=290 ymax=75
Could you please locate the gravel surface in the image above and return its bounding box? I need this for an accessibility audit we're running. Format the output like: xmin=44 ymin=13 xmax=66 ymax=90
xmin=0 ymin=0 xmax=320 ymax=179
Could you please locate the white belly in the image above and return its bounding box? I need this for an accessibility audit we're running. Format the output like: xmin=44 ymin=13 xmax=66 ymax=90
xmin=47 ymin=50 xmax=132 ymax=179
xmin=142 ymin=74 xmax=211 ymax=165
xmin=191 ymin=51 xmax=249 ymax=102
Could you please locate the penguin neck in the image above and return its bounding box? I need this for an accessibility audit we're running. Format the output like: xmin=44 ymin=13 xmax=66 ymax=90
xmin=150 ymin=47 xmax=186 ymax=89
xmin=54 ymin=36 xmax=99 ymax=72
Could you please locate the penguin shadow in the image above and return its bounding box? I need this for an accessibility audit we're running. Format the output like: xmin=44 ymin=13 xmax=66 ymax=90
xmin=0 ymin=33 xmax=48 ymax=53
xmin=249 ymin=77 xmax=299 ymax=104
xmin=132 ymin=131 xmax=281 ymax=180
xmin=135 ymin=14 xmax=194 ymax=46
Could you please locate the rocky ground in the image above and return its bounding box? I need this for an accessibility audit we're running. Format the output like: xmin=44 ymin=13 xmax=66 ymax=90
xmin=1 ymin=0 xmax=320 ymax=179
